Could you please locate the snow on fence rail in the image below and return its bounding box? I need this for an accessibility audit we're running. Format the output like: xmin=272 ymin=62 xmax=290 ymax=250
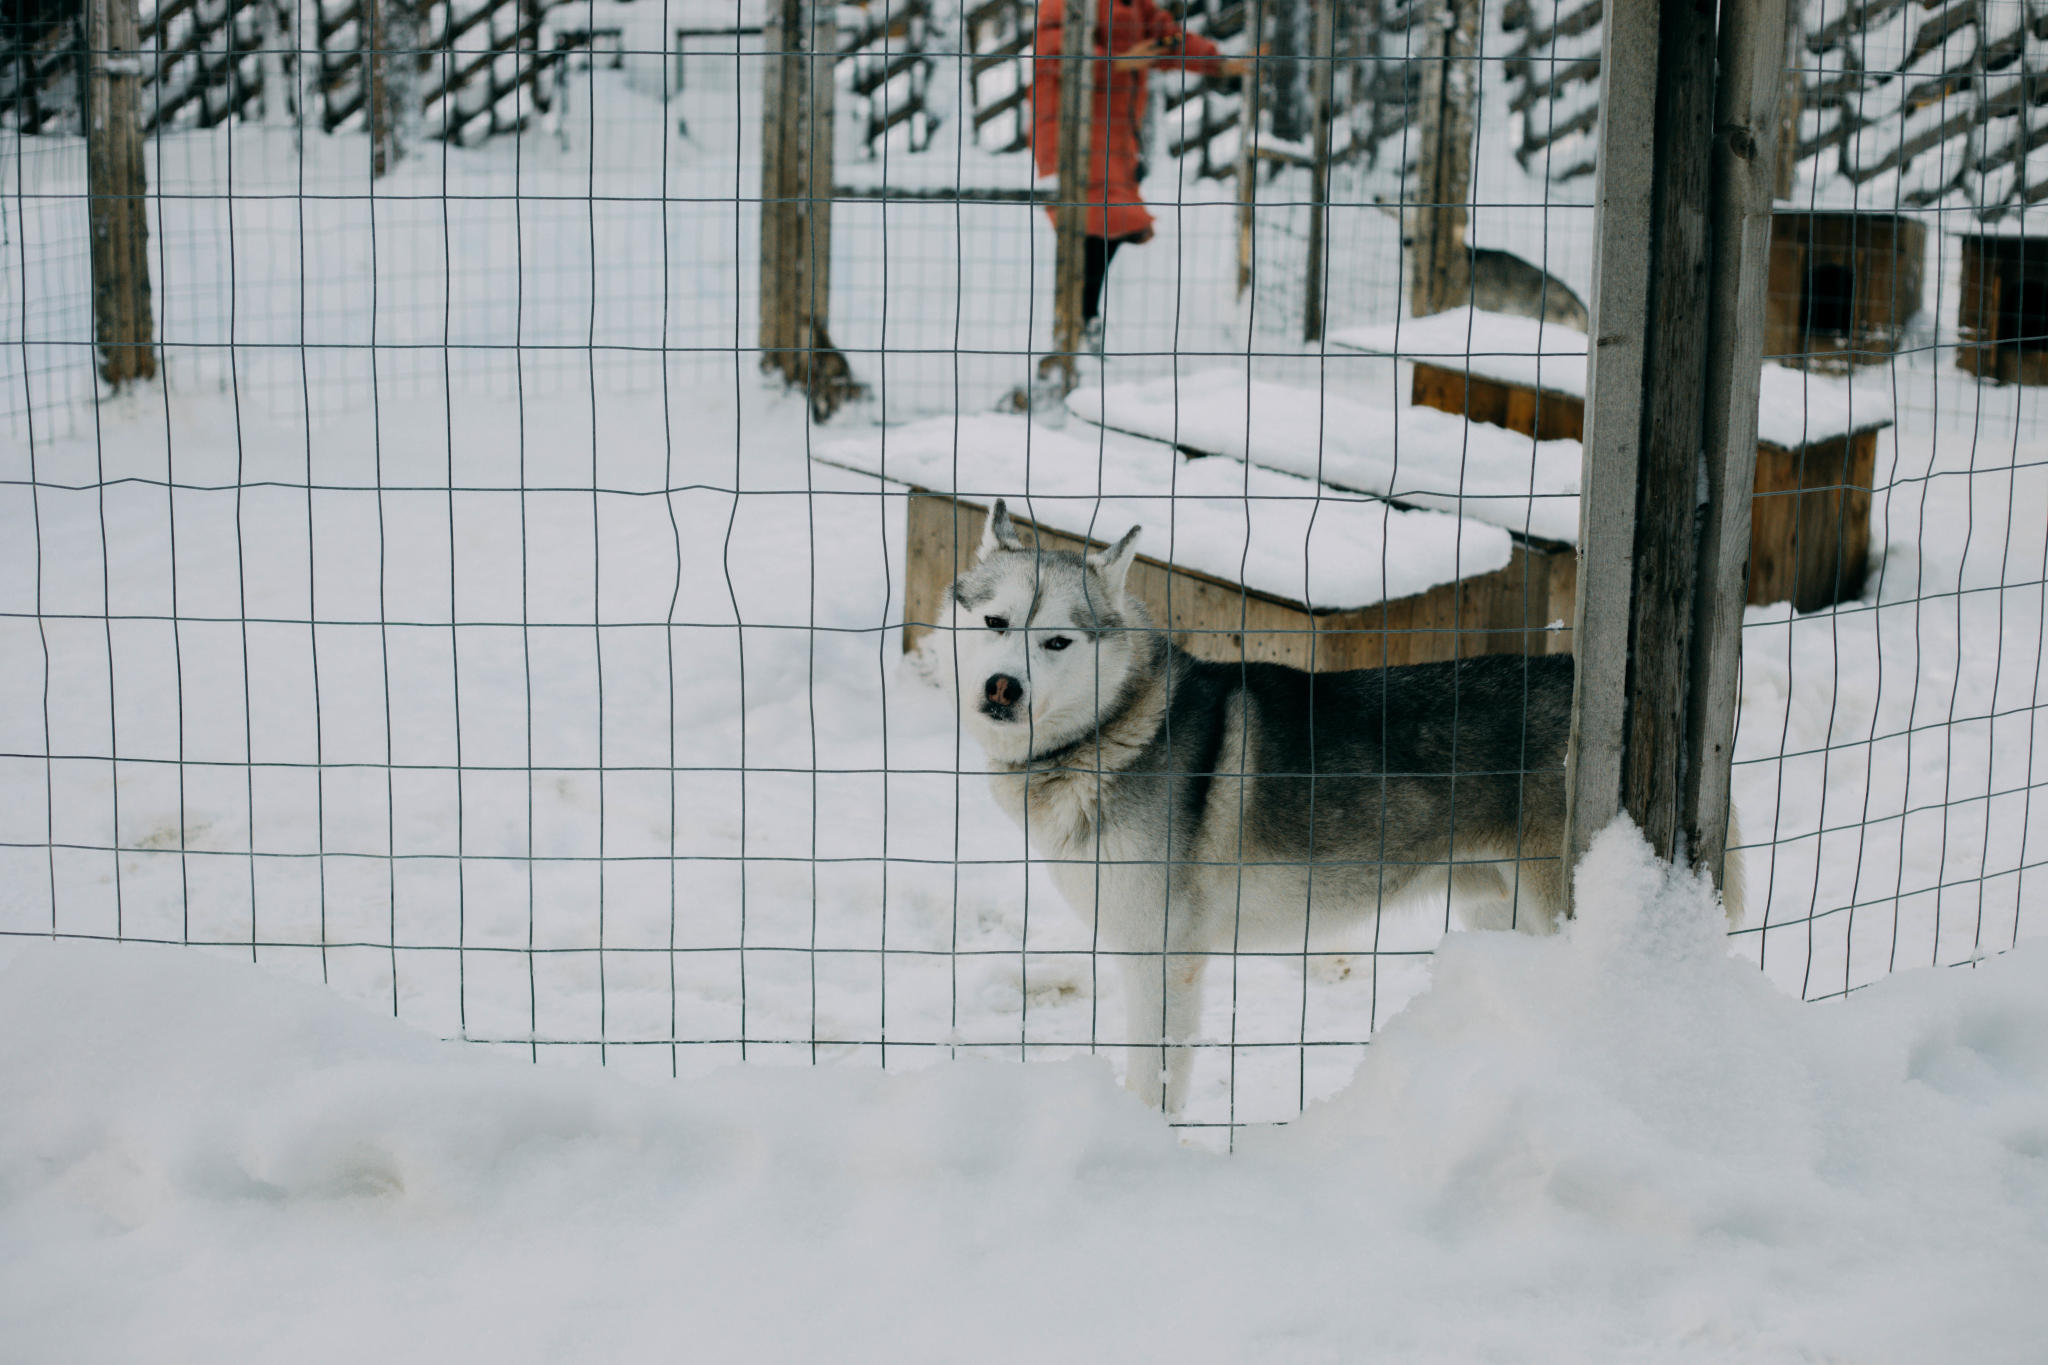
xmin=2 ymin=0 xmax=2046 ymax=1138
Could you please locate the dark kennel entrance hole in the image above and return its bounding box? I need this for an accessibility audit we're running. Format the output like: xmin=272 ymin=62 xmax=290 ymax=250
xmin=1999 ymin=275 xmax=2048 ymax=352
xmin=1801 ymin=262 xmax=1856 ymax=337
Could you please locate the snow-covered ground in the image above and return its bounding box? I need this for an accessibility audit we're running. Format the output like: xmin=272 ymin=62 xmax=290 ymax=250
xmin=5 ymin=37 xmax=2048 ymax=1361
xmin=5 ymin=826 xmax=2046 ymax=1363
xmin=5 ymin=51 xmax=2048 ymax=1103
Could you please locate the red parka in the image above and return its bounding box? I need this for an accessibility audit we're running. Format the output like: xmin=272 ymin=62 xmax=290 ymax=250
xmin=1030 ymin=0 xmax=1226 ymax=239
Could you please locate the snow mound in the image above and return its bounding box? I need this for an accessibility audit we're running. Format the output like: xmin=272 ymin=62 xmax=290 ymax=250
xmin=5 ymin=821 xmax=2047 ymax=1363
xmin=816 ymin=412 xmax=1513 ymax=610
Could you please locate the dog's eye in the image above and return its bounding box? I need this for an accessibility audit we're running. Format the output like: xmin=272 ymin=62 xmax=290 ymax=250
xmin=984 ymin=615 xmax=1008 ymax=632
xmin=1043 ymin=636 xmax=1073 ymax=652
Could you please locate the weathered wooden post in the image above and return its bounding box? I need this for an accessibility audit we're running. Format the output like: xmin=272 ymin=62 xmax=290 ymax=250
xmin=1235 ymin=0 xmax=1259 ymax=298
xmin=1038 ymin=0 xmax=1096 ymax=397
xmin=1407 ymin=0 xmax=1475 ymax=317
xmin=85 ymin=0 xmax=156 ymax=387
xmin=367 ymin=0 xmax=414 ymax=178
xmin=1774 ymin=10 xmax=1801 ymax=201
xmin=760 ymin=0 xmax=860 ymax=419
xmin=1301 ymin=0 xmax=1335 ymax=341
xmin=1564 ymin=0 xmax=1788 ymax=897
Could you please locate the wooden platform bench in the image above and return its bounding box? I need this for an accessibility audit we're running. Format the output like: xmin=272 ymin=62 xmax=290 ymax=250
xmin=814 ymin=412 xmax=1578 ymax=674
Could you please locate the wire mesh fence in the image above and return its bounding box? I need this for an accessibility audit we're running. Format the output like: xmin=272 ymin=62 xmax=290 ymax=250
xmin=3 ymin=0 xmax=2043 ymax=1139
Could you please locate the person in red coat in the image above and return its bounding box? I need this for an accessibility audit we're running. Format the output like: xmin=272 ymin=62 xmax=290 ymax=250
xmin=1030 ymin=0 xmax=1252 ymax=352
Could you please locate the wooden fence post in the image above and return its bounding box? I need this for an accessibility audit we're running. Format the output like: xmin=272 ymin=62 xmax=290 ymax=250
xmin=367 ymin=0 xmax=411 ymax=177
xmin=86 ymin=0 xmax=156 ymax=387
xmin=1235 ymin=0 xmax=1259 ymax=298
xmin=760 ymin=0 xmax=860 ymax=420
xmin=1040 ymin=0 xmax=1095 ymax=396
xmin=1688 ymin=0 xmax=1790 ymax=891
xmin=1564 ymin=0 xmax=1787 ymax=897
xmin=1407 ymin=0 xmax=1475 ymax=317
xmin=1301 ymin=0 xmax=1334 ymax=341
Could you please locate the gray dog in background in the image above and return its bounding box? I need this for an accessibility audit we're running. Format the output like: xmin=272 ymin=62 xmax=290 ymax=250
xmin=941 ymin=499 xmax=1632 ymax=1116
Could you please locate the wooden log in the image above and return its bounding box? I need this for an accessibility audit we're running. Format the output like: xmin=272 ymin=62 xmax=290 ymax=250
xmin=901 ymin=491 xmax=1577 ymax=673
xmin=86 ymin=0 xmax=156 ymax=387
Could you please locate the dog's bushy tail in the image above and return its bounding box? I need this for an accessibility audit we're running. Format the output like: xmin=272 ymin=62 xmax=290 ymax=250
xmin=1719 ymin=809 xmax=1748 ymax=931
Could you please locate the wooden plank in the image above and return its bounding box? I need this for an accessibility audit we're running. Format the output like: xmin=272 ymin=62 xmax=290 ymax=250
xmin=1688 ymin=0 xmax=1788 ymax=894
xmin=1410 ymin=363 xmax=1585 ymax=442
xmin=1617 ymin=0 xmax=1719 ymax=867
xmin=1564 ymin=0 xmax=1658 ymax=893
xmin=902 ymin=492 xmax=1575 ymax=673
xmin=86 ymin=0 xmax=156 ymax=387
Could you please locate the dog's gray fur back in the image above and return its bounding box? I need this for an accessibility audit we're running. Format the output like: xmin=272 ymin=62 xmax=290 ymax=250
xmin=1470 ymin=247 xmax=1590 ymax=332
xmin=943 ymin=501 xmax=1606 ymax=1114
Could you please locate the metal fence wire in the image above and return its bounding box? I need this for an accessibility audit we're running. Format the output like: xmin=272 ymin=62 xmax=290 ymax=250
xmin=3 ymin=0 xmax=2043 ymax=1139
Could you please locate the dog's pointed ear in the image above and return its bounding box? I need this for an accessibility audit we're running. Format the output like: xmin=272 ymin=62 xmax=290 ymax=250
xmin=1088 ymin=524 xmax=1142 ymax=601
xmin=978 ymin=499 xmax=1024 ymax=562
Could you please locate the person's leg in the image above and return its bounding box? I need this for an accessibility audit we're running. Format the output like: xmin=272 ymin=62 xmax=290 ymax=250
xmin=1082 ymin=235 xmax=1113 ymax=322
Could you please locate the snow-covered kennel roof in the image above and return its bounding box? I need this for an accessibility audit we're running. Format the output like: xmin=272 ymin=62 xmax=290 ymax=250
xmin=815 ymin=413 xmax=1515 ymax=611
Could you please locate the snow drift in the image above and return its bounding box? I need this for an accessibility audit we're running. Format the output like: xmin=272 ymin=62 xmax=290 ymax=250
xmin=4 ymin=821 xmax=2045 ymax=1364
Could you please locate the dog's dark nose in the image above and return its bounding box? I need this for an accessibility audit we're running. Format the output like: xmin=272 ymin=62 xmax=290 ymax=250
xmin=985 ymin=673 xmax=1022 ymax=707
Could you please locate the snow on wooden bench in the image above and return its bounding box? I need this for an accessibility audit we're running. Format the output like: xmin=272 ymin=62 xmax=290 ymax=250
xmin=1327 ymin=308 xmax=1895 ymax=612
xmin=1065 ymin=374 xmax=1583 ymax=544
xmin=814 ymin=414 xmax=1574 ymax=671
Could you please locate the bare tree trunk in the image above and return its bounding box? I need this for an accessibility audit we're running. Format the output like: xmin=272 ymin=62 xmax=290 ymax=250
xmin=86 ymin=0 xmax=156 ymax=387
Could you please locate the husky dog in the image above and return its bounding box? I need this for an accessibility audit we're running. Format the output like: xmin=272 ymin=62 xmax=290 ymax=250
xmin=944 ymin=501 xmax=1663 ymax=1115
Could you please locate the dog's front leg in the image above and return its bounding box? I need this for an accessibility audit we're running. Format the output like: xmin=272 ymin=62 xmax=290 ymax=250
xmin=1116 ymin=937 xmax=1207 ymax=1117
